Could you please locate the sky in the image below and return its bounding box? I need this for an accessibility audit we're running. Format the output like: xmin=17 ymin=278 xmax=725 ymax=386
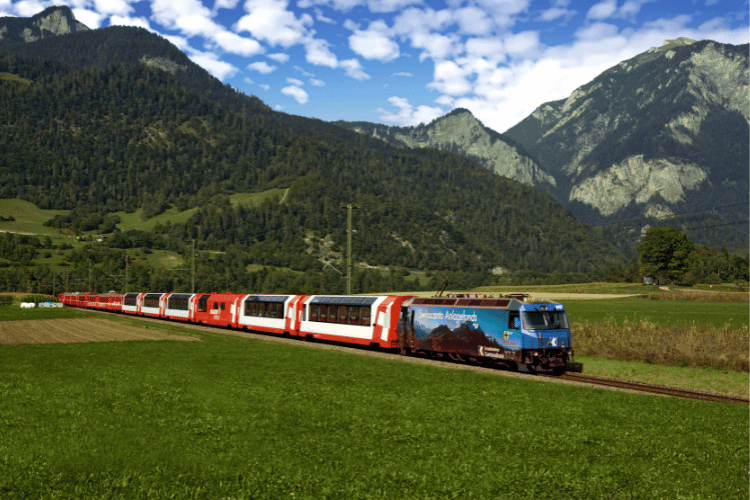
xmin=1 ymin=0 xmax=748 ymax=133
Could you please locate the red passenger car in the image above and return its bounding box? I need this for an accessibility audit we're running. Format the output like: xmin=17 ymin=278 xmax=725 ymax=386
xmin=192 ymin=293 xmax=247 ymax=327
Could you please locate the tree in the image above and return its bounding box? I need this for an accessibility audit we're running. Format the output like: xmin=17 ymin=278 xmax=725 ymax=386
xmin=638 ymin=227 xmax=693 ymax=283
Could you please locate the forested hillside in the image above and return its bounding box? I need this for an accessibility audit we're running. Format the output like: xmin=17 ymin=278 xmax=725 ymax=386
xmin=0 ymin=23 xmax=628 ymax=293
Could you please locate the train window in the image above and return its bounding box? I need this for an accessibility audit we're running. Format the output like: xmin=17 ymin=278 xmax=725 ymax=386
xmin=522 ymin=310 xmax=569 ymax=330
xmin=328 ymin=305 xmax=338 ymax=323
xmin=274 ymin=303 xmax=282 ymax=318
xmin=310 ymin=304 xmax=318 ymax=321
xmin=144 ymin=295 xmax=160 ymax=308
xmin=198 ymin=295 xmax=209 ymax=312
xmin=338 ymin=305 xmax=348 ymax=324
xmin=319 ymin=304 xmax=327 ymax=322
xmin=220 ymin=302 xmax=225 ymax=311
xmin=349 ymin=306 xmax=359 ymax=325
xmin=360 ymin=306 xmax=370 ymax=326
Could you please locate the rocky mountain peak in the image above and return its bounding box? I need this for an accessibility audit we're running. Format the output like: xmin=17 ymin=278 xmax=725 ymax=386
xmin=504 ymin=39 xmax=748 ymax=250
xmin=335 ymin=108 xmax=557 ymax=189
xmin=0 ymin=5 xmax=89 ymax=44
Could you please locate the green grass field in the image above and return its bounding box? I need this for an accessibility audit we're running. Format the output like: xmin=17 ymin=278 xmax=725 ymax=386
xmin=114 ymin=189 xmax=288 ymax=232
xmin=563 ymin=296 xmax=749 ymax=329
xmin=0 ymin=198 xmax=70 ymax=238
xmin=0 ymin=324 xmax=747 ymax=500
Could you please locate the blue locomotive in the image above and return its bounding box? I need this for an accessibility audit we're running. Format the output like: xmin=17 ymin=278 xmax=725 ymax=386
xmin=399 ymin=295 xmax=577 ymax=373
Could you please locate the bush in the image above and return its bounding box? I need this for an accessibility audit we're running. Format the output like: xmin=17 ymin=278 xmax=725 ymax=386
xmin=575 ymin=317 xmax=749 ymax=371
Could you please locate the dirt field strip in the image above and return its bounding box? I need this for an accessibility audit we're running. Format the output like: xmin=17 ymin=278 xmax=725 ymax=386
xmin=0 ymin=318 xmax=201 ymax=345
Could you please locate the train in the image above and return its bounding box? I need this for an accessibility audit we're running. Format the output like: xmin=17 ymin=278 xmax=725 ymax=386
xmin=59 ymin=291 xmax=579 ymax=374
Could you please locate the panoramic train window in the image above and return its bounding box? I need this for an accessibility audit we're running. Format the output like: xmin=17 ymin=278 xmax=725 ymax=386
xmin=328 ymin=305 xmax=337 ymax=323
xmin=305 ymin=297 xmax=377 ymax=325
xmin=242 ymin=299 xmax=285 ymax=318
xmin=123 ymin=293 xmax=139 ymax=307
xmin=143 ymin=294 xmax=161 ymax=308
xmin=167 ymin=295 xmax=191 ymax=311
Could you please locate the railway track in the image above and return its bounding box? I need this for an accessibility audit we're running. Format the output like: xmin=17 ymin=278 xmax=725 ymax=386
xmin=552 ymin=372 xmax=750 ymax=404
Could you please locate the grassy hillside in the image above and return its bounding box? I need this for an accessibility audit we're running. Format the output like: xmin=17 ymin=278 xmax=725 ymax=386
xmin=0 ymin=198 xmax=69 ymax=238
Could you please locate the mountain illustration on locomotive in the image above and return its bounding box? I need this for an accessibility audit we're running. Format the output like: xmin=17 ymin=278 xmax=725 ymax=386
xmin=399 ymin=296 xmax=578 ymax=373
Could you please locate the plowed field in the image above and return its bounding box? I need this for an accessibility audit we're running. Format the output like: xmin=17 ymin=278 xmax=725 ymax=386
xmin=0 ymin=318 xmax=200 ymax=345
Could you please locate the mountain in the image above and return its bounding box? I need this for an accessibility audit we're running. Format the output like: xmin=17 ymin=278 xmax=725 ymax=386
xmin=334 ymin=39 xmax=748 ymax=252
xmin=0 ymin=7 xmax=626 ymax=280
xmin=333 ymin=109 xmax=557 ymax=191
xmin=504 ymin=38 xmax=748 ymax=248
xmin=0 ymin=6 xmax=89 ymax=43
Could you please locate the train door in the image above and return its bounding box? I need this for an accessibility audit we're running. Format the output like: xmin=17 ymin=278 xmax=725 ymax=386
xmin=397 ymin=306 xmax=416 ymax=354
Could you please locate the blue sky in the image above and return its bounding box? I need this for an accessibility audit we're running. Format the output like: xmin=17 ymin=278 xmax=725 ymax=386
xmin=2 ymin=0 xmax=748 ymax=132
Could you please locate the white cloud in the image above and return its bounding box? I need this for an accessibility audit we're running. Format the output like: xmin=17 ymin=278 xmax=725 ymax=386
xmin=287 ymin=77 xmax=305 ymax=86
xmin=309 ymin=78 xmax=325 ymax=86
xmin=235 ymin=0 xmax=313 ymax=47
xmin=586 ymin=0 xmax=617 ymax=21
xmin=454 ymin=6 xmax=494 ymax=36
xmin=72 ymin=8 xmax=105 ymax=28
xmin=213 ymin=30 xmax=263 ymax=56
xmin=537 ymin=0 xmax=576 ymax=23
xmin=314 ymin=7 xmax=336 ymax=24
xmin=295 ymin=66 xmax=315 ymax=77
xmin=108 ymin=15 xmax=152 ymax=30
xmin=12 ymin=1 xmax=52 ymax=17
xmin=213 ymin=0 xmax=241 ymax=10
xmin=248 ymin=61 xmax=277 ymax=73
xmin=304 ymin=37 xmax=339 ymax=67
xmin=586 ymin=0 xmax=651 ymax=22
xmin=281 ymin=85 xmax=309 ymax=104
xmin=574 ymin=22 xmax=620 ymax=41
xmin=377 ymin=96 xmax=445 ymax=126
xmin=347 ymin=19 xmax=401 ymax=62
xmin=268 ymin=52 xmax=291 ymax=63
xmin=150 ymin=0 xmax=263 ymax=62
xmin=465 ymin=37 xmax=505 ymax=60
xmin=188 ymin=51 xmax=238 ymax=80
xmin=427 ymin=60 xmax=473 ymax=95
xmin=392 ymin=71 xmax=413 ymax=77
xmin=503 ymin=30 xmax=541 ymax=56
xmin=91 ymin=0 xmax=133 ymax=17
xmin=339 ymin=58 xmax=371 ymax=80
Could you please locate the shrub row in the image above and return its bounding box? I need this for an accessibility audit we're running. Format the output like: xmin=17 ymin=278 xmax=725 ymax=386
xmin=575 ymin=317 xmax=749 ymax=371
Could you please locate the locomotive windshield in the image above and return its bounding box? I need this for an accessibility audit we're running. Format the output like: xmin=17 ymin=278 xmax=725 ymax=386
xmin=522 ymin=310 xmax=569 ymax=330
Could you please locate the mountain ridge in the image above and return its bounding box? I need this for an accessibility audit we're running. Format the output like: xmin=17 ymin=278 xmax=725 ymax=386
xmin=0 ymin=7 xmax=626 ymax=276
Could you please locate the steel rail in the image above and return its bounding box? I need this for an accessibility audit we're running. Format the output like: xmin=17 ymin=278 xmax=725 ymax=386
xmin=553 ymin=372 xmax=749 ymax=404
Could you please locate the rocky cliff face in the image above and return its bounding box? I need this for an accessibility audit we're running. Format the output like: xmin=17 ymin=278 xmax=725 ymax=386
xmin=0 ymin=6 xmax=89 ymax=43
xmin=334 ymin=109 xmax=557 ymax=191
xmin=504 ymin=38 xmax=749 ymax=234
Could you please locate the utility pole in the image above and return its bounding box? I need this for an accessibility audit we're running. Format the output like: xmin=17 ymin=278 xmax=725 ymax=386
xmin=341 ymin=204 xmax=358 ymax=295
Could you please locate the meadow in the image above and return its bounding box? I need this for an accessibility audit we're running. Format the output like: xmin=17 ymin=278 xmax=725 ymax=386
xmin=0 ymin=324 xmax=747 ymax=500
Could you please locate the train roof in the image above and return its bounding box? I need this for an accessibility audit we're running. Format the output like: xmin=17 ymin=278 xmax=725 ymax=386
xmin=411 ymin=297 xmax=519 ymax=308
